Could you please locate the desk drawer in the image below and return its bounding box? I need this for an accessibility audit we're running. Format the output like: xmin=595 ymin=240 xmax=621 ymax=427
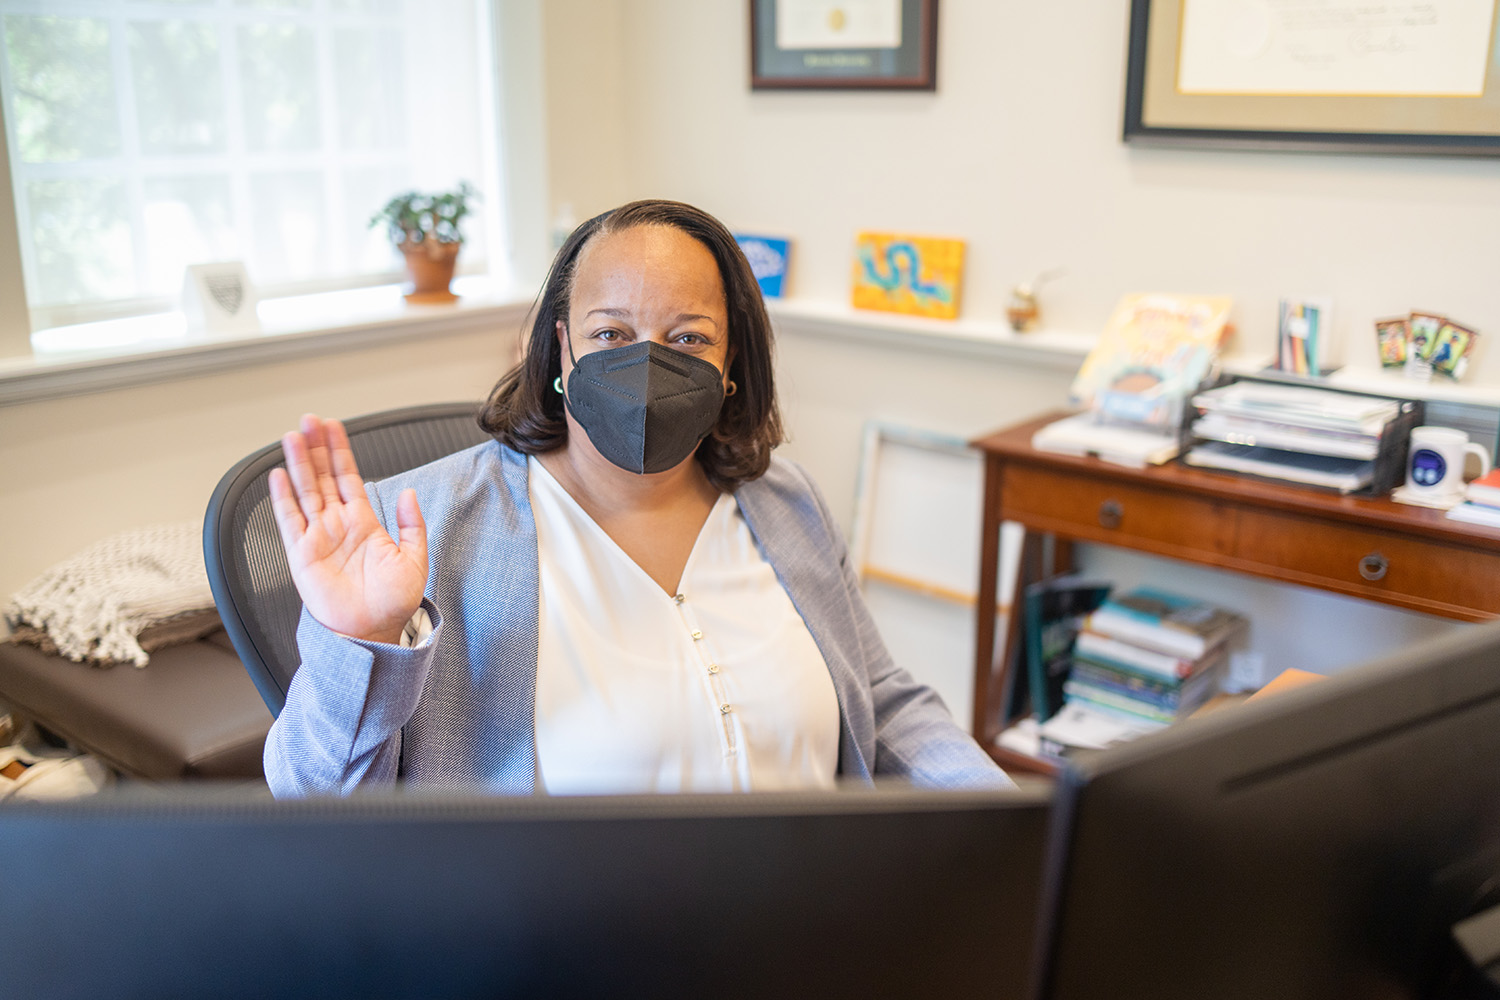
xmin=1003 ymin=465 xmax=1236 ymax=559
xmin=1236 ymin=510 xmax=1500 ymax=618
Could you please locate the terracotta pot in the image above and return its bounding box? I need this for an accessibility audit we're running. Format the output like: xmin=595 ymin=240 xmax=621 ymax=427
xmin=400 ymin=238 xmax=461 ymax=303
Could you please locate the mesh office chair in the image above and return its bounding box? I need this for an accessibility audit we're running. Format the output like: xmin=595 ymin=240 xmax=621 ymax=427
xmin=203 ymin=403 xmax=493 ymax=716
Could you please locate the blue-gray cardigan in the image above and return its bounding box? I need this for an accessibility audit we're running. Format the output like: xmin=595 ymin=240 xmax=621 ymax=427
xmin=264 ymin=443 xmax=1008 ymax=796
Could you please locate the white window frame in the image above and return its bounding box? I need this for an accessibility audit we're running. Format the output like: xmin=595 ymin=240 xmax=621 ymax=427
xmin=0 ymin=0 xmax=550 ymax=403
xmin=0 ymin=0 xmax=484 ymax=329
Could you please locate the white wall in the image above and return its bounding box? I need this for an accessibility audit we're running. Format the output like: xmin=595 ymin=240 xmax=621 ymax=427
xmin=565 ymin=0 xmax=1486 ymax=682
xmin=0 ymin=327 xmax=522 ymax=611
xmin=540 ymin=0 xmax=632 ymax=224
xmin=584 ymin=1 xmax=1500 ymax=378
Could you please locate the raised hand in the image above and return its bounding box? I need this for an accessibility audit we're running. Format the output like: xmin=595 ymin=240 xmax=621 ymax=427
xmin=267 ymin=414 xmax=429 ymax=645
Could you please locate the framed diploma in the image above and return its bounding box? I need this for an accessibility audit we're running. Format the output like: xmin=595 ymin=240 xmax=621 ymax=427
xmin=750 ymin=0 xmax=938 ymax=90
xmin=1124 ymin=0 xmax=1500 ymax=155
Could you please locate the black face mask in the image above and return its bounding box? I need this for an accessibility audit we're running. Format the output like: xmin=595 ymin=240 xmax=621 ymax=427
xmin=561 ymin=339 xmax=725 ymax=474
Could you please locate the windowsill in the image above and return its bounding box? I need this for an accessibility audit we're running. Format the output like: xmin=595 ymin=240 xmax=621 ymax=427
xmin=0 ymin=275 xmax=534 ymax=407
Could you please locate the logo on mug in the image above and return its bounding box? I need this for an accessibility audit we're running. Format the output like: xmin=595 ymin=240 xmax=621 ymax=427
xmin=1410 ymin=449 xmax=1448 ymax=488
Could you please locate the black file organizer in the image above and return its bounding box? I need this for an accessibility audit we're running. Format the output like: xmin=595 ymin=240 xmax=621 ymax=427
xmin=1186 ymin=374 xmax=1424 ymax=497
xmin=1365 ymin=396 xmax=1424 ymax=495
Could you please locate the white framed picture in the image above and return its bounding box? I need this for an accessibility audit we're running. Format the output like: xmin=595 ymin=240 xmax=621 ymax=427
xmin=181 ymin=261 xmax=260 ymax=335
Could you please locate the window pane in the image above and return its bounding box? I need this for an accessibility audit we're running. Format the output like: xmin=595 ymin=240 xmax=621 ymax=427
xmin=343 ymin=164 xmax=409 ymax=274
xmin=333 ymin=26 xmax=403 ymax=149
xmin=331 ymin=0 xmax=399 ymax=12
xmin=238 ymin=22 xmax=320 ymax=153
xmin=142 ymin=175 xmax=236 ymax=295
xmin=1 ymin=0 xmax=499 ymax=326
xmin=2 ymin=15 xmax=120 ymax=163
xmin=249 ymin=170 xmax=326 ymax=284
xmin=26 ymin=177 xmax=133 ymax=306
xmin=129 ymin=20 xmax=226 ymax=156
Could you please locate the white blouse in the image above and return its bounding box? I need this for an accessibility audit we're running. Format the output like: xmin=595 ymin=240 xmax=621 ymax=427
xmin=528 ymin=457 xmax=840 ymax=795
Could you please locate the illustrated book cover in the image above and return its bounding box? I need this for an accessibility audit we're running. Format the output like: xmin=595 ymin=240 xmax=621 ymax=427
xmin=1069 ymin=293 xmax=1234 ymax=430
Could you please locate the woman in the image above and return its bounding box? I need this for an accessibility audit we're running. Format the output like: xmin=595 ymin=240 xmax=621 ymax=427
xmin=265 ymin=199 xmax=1008 ymax=796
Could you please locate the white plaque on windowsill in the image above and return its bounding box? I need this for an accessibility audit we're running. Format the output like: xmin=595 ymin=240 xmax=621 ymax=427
xmin=181 ymin=262 xmax=260 ymax=336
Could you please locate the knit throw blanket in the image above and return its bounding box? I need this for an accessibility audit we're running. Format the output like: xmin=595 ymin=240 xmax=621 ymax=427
xmin=5 ymin=522 xmax=219 ymax=668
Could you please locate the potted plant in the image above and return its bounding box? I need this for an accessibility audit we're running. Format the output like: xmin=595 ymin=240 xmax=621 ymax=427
xmin=370 ymin=181 xmax=476 ymax=303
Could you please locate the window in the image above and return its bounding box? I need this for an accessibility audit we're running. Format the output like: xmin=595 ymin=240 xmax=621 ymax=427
xmin=0 ymin=0 xmax=497 ymax=332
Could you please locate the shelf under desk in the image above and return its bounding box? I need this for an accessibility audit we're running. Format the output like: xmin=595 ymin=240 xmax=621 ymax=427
xmin=971 ymin=411 xmax=1500 ymax=775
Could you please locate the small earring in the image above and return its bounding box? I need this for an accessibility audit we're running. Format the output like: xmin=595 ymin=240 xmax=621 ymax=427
xmin=724 ymin=380 xmax=738 ymax=397
xmin=553 ymin=376 xmax=563 ymax=394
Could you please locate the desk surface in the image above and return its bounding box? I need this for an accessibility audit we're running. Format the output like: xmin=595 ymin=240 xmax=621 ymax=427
xmin=974 ymin=412 xmax=1500 ymax=557
xmin=969 ymin=411 xmax=1500 ymax=772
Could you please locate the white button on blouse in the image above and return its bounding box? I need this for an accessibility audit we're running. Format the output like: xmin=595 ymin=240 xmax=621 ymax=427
xmin=528 ymin=456 xmax=840 ymax=795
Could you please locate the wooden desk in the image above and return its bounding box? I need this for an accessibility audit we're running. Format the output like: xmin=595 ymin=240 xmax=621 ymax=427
xmin=971 ymin=411 xmax=1500 ymax=773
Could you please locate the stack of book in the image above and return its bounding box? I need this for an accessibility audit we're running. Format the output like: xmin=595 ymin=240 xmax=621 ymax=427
xmin=1446 ymin=468 xmax=1500 ymax=528
xmin=1064 ymin=587 xmax=1248 ymax=731
xmin=1183 ymin=381 xmax=1403 ymax=494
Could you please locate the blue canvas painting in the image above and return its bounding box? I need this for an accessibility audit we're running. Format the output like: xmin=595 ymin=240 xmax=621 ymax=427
xmin=734 ymin=233 xmax=791 ymax=298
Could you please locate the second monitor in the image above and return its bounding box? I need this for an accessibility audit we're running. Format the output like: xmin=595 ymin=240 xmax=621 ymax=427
xmin=1033 ymin=618 xmax=1500 ymax=1000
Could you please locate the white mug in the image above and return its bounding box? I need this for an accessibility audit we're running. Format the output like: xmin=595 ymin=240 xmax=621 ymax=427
xmin=1405 ymin=426 xmax=1492 ymax=499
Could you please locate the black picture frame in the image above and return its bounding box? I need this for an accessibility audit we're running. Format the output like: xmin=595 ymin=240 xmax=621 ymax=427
xmin=750 ymin=0 xmax=938 ymax=91
xmin=1124 ymin=0 xmax=1500 ymax=156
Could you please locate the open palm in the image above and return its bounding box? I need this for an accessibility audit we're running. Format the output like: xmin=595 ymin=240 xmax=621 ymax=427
xmin=268 ymin=415 xmax=428 ymax=645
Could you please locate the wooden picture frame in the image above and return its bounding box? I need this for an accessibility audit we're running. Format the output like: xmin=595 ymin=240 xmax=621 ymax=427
xmin=1124 ymin=0 xmax=1500 ymax=156
xmin=750 ymin=0 xmax=938 ymax=91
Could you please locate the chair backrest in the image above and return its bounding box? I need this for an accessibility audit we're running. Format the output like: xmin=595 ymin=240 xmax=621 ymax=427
xmin=203 ymin=403 xmax=494 ymax=717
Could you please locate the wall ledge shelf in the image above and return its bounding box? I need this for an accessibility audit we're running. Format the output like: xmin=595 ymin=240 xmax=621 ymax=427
xmin=765 ymin=298 xmax=1099 ymax=371
xmin=767 ymin=298 xmax=1500 ymax=411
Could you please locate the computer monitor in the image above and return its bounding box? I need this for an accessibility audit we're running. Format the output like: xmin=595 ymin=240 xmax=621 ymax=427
xmin=1032 ymin=618 xmax=1500 ymax=1000
xmin=1 ymin=784 xmax=1051 ymax=999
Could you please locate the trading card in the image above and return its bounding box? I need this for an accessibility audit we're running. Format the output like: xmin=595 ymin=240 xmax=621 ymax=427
xmin=1408 ymin=311 xmax=1444 ymax=360
xmin=1430 ymin=320 xmax=1479 ymax=381
xmin=1405 ymin=311 xmax=1444 ymax=379
xmin=1374 ymin=316 xmax=1408 ymax=368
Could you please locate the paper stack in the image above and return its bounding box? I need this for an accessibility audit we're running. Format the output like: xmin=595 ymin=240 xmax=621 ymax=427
xmin=1183 ymin=381 xmax=1401 ymax=493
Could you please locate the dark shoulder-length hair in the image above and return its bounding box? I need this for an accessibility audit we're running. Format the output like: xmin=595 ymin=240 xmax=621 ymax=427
xmin=478 ymin=199 xmax=784 ymax=492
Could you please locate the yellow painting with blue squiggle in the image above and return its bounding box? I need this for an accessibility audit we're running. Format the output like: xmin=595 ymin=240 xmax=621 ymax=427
xmin=851 ymin=232 xmax=965 ymax=320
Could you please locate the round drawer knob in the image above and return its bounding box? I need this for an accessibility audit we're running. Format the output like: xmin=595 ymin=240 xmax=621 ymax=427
xmin=1358 ymin=552 xmax=1389 ymax=582
xmin=1098 ymin=499 xmax=1124 ymax=530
